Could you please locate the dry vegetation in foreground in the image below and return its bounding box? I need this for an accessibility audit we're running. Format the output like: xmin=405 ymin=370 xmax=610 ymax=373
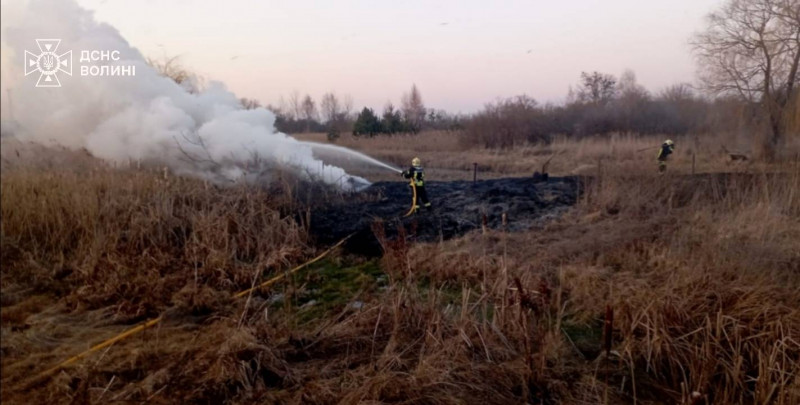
xmin=1 ymin=138 xmax=799 ymax=404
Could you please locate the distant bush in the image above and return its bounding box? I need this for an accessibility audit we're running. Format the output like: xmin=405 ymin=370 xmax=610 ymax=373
xmin=460 ymin=71 xmax=776 ymax=148
xmin=274 ymin=116 xmax=326 ymax=134
xmin=463 ymin=95 xmax=553 ymax=148
xmin=326 ymin=127 xmax=340 ymax=142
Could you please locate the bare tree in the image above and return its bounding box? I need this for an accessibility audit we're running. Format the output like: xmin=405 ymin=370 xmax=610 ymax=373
xmin=276 ymin=96 xmax=289 ymax=118
xmin=240 ymin=98 xmax=261 ymax=110
xmin=577 ymin=71 xmax=617 ymax=105
xmin=343 ymin=94 xmax=354 ymax=120
xmin=660 ymin=83 xmax=696 ymax=103
xmin=266 ymin=102 xmax=284 ymax=117
xmin=320 ymin=92 xmax=341 ymax=124
xmin=616 ymin=70 xmax=650 ymax=133
xmin=301 ymin=94 xmax=318 ymax=132
xmin=146 ymin=56 xmax=202 ymax=93
xmin=288 ymin=90 xmax=302 ymax=120
xmin=692 ymin=0 xmax=800 ymax=158
xmin=565 ymin=85 xmax=578 ymax=105
xmin=617 ymin=70 xmax=649 ymax=99
xmin=401 ymin=84 xmax=426 ymax=133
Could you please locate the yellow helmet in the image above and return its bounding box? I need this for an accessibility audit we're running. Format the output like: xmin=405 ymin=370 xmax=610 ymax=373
xmin=412 ymin=157 xmax=421 ymax=166
xmin=665 ymin=139 xmax=674 ymax=146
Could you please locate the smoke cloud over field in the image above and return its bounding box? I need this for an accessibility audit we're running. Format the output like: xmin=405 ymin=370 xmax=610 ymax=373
xmin=0 ymin=0 xmax=368 ymax=189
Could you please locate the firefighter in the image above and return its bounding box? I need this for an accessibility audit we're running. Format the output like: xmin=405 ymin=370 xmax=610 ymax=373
xmin=657 ymin=139 xmax=675 ymax=172
xmin=402 ymin=157 xmax=431 ymax=213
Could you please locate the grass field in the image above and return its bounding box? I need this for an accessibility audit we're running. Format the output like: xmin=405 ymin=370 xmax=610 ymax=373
xmin=294 ymin=131 xmax=769 ymax=182
xmin=1 ymin=133 xmax=799 ymax=404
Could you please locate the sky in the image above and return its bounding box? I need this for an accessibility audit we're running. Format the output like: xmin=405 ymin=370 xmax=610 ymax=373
xmin=3 ymin=0 xmax=723 ymax=114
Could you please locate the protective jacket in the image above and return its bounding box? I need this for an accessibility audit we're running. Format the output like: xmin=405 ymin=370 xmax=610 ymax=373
xmin=402 ymin=166 xmax=430 ymax=212
xmin=402 ymin=166 xmax=425 ymax=186
xmin=657 ymin=143 xmax=674 ymax=161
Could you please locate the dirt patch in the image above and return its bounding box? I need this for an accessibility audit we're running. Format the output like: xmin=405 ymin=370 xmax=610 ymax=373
xmin=310 ymin=176 xmax=581 ymax=255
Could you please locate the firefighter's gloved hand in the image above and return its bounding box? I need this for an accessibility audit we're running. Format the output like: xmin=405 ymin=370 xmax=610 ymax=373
xmin=401 ymin=171 xmax=408 ymax=177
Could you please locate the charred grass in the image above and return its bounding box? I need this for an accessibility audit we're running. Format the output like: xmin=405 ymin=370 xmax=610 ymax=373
xmin=2 ymin=157 xmax=800 ymax=403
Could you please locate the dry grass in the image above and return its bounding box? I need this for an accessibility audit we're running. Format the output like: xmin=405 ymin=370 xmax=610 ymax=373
xmin=0 ymin=166 xmax=311 ymax=398
xmin=562 ymin=165 xmax=800 ymax=403
xmin=0 ymin=168 xmax=308 ymax=300
xmin=2 ymin=139 xmax=799 ymax=404
xmin=296 ymin=131 xmax=785 ymax=183
xmin=402 ymin=162 xmax=800 ymax=403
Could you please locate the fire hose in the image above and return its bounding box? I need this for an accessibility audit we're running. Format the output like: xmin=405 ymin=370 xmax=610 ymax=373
xmin=403 ymin=179 xmax=417 ymax=217
xmin=24 ymin=234 xmax=353 ymax=388
xmin=28 ymin=170 xmax=418 ymax=386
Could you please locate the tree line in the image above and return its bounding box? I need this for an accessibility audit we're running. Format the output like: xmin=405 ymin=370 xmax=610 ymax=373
xmin=234 ymin=0 xmax=797 ymax=158
xmin=462 ymin=71 xmax=766 ymax=148
xmin=241 ymin=84 xmax=463 ymax=140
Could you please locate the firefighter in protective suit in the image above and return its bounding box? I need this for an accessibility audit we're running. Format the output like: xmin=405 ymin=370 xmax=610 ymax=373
xmin=657 ymin=139 xmax=675 ymax=172
xmin=402 ymin=157 xmax=431 ymax=213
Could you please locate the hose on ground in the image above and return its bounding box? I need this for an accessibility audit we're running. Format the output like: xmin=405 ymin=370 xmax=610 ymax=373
xmin=25 ymin=234 xmax=353 ymax=388
xmin=404 ymin=180 xmax=417 ymax=217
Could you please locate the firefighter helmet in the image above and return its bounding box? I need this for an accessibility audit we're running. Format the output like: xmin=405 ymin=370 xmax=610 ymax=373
xmin=412 ymin=157 xmax=421 ymax=167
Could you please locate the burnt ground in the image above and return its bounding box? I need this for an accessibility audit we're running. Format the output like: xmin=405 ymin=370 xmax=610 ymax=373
xmin=310 ymin=176 xmax=581 ymax=255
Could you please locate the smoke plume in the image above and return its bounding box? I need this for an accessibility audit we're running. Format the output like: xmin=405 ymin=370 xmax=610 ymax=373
xmin=0 ymin=0 xmax=368 ymax=190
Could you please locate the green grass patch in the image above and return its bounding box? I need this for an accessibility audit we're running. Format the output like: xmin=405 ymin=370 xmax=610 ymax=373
xmin=561 ymin=319 xmax=604 ymax=359
xmin=287 ymin=259 xmax=385 ymax=322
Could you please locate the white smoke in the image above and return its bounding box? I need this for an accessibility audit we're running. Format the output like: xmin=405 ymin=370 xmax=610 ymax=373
xmin=0 ymin=0 xmax=369 ymax=190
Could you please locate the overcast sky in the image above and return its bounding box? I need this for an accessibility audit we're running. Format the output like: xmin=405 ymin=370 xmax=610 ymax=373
xmin=24 ymin=0 xmax=724 ymax=113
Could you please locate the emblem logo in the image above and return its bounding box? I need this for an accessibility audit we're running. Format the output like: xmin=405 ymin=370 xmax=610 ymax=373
xmin=24 ymin=39 xmax=72 ymax=87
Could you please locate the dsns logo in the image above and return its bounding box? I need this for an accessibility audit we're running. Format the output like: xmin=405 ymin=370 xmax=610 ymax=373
xmin=24 ymin=39 xmax=72 ymax=87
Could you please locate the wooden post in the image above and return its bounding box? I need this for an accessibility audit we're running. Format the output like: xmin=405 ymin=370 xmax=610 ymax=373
xmin=692 ymin=152 xmax=696 ymax=175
